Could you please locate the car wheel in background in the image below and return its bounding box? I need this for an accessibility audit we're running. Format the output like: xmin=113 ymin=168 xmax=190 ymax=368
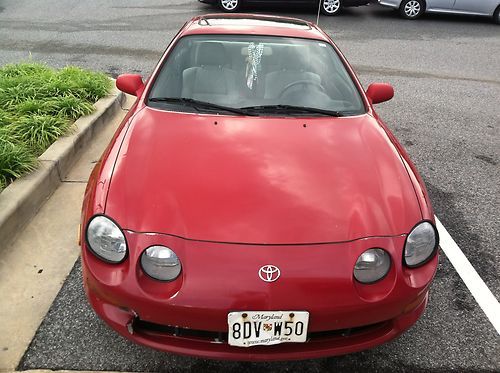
xmin=399 ymin=0 xmax=424 ymax=19
xmin=219 ymin=0 xmax=241 ymax=12
xmin=321 ymin=0 xmax=342 ymax=16
xmin=494 ymin=6 xmax=500 ymax=24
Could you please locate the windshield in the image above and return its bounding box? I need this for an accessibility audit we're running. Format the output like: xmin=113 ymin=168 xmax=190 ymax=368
xmin=148 ymin=35 xmax=365 ymax=116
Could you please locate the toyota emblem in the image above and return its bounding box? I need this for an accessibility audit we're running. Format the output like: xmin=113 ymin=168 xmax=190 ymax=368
xmin=258 ymin=265 xmax=281 ymax=282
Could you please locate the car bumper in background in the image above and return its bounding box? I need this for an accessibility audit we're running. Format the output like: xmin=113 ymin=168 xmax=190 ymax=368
xmin=378 ymin=0 xmax=401 ymax=9
xmin=344 ymin=0 xmax=371 ymax=6
xmin=198 ymin=0 xmax=372 ymax=7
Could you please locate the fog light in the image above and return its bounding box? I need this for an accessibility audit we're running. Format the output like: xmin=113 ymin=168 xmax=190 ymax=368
xmin=354 ymin=248 xmax=391 ymax=284
xmin=141 ymin=246 xmax=181 ymax=281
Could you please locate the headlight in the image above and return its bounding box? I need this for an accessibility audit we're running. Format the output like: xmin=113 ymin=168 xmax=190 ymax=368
xmin=404 ymin=221 xmax=438 ymax=267
xmin=141 ymin=246 xmax=181 ymax=281
xmin=354 ymin=248 xmax=391 ymax=284
xmin=86 ymin=215 xmax=127 ymax=263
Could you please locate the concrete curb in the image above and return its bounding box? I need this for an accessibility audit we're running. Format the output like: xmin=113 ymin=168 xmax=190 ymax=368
xmin=0 ymin=86 xmax=124 ymax=253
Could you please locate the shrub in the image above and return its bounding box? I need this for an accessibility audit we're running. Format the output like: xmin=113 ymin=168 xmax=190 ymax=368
xmin=0 ymin=61 xmax=112 ymax=191
xmin=10 ymin=115 xmax=71 ymax=155
xmin=0 ymin=137 xmax=37 ymax=188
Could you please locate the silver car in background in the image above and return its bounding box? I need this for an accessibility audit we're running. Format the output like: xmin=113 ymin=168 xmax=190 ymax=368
xmin=378 ymin=0 xmax=500 ymax=23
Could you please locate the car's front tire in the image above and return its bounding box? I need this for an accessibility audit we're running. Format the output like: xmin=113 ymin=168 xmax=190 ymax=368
xmin=320 ymin=0 xmax=342 ymax=16
xmin=493 ymin=6 xmax=500 ymax=24
xmin=399 ymin=0 xmax=425 ymax=20
xmin=218 ymin=0 xmax=241 ymax=12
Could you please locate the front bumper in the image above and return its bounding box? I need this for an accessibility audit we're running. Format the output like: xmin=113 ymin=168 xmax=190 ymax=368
xmin=82 ymin=231 xmax=437 ymax=360
xmin=88 ymin=290 xmax=427 ymax=361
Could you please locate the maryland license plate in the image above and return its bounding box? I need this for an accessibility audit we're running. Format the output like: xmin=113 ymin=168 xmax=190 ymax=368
xmin=227 ymin=311 xmax=309 ymax=347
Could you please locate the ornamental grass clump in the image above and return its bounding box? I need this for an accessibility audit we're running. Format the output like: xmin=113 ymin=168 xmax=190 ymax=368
xmin=0 ymin=138 xmax=37 ymax=191
xmin=49 ymin=95 xmax=95 ymax=120
xmin=0 ymin=61 xmax=112 ymax=191
xmin=11 ymin=115 xmax=71 ymax=155
xmin=0 ymin=109 xmax=12 ymax=126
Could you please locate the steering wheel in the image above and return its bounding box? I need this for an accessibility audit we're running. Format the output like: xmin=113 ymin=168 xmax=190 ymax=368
xmin=278 ymin=80 xmax=327 ymax=98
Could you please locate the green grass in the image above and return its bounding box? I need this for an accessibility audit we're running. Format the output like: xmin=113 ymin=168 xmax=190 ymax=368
xmin=0 ymin=137 xmax=37 ymax=190
xmin=0 ymin=61 xmax=112 ymax=191
xmin=10 ymin=115 xmax=71 ymax=155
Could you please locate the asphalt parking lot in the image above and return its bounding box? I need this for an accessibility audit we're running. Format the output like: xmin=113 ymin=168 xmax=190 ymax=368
xmin=1 ymin=0 xmax=499 ymax=371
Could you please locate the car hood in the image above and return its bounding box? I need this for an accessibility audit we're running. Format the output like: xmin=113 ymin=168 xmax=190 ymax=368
xmin=105 ymin=107 xmax=421 ymax=244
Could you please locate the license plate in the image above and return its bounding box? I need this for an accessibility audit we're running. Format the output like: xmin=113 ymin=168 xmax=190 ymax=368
xmin=227 ymin=311 xmax=309 ymax=347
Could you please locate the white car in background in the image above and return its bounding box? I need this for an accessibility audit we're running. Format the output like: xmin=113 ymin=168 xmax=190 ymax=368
xmin=379 ymin=0 xmax=500 ymax=23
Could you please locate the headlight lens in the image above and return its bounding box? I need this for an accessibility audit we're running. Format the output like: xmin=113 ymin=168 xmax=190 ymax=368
xmin=141 ymin=246 xmax=181 ymax=281
xmin=354 ymin=248 xmax=391 ymax=284
xmin=86 ymin=215 xmax=127 ymax=263
xmin=404 ymin=221 xmax=438 ymax=267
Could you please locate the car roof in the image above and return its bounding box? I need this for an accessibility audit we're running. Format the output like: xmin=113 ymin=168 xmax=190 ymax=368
xmin=181 ymin=13 xmax=330 ymax=41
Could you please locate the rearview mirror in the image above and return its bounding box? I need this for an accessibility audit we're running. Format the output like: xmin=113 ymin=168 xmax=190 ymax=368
xmin=366 ymin=83 xmax=394 ymax=105
xmin=116 ymin=74 xmax=144 ymax=97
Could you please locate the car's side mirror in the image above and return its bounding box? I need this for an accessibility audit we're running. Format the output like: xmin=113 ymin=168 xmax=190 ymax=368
xmin=366 ymin=83 xmax=394 ymax=105
xmin=116 ymin=74 xmax=144 ymax=97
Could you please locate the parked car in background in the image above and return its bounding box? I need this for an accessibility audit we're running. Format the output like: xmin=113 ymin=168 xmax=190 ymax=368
xmin=81 ymin=13 xmax=440 ymax=360
xmin=379 ymin=0 xmax=500 ymax=23
xmin=199 ymin=0 xmax=370 ymax=16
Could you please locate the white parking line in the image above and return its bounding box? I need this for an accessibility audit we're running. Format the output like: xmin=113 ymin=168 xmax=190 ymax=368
xmin=435 ymin=216 xmax=500 ymax=335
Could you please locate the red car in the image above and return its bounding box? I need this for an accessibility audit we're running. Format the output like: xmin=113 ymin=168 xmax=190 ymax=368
xmin=80 ymin=13 xmax=439 ymax=361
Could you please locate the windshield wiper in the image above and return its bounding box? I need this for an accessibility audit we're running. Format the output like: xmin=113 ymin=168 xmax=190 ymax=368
xmin=240 ymin=105 xmax=345 ymax=117
xmin=149 ymin=97 xmax=255 ymax=116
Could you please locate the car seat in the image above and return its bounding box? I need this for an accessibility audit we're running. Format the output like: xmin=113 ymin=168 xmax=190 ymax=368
xmin=182 ymin=42 xmax=239 ymax=104
xmin=263 ymin=46 xmax=321 ymax=100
